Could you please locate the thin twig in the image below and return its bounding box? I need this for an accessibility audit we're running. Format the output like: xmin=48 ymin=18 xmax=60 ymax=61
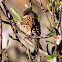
xmin=0 ymin=16 xmax=2 ymax=60
xmin=33 ymin=0 xmax=53 ymax=30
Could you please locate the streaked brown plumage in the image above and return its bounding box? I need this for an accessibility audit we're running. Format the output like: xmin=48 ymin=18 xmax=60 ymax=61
xmin=21 ymin=8 xmax=41 ymax=52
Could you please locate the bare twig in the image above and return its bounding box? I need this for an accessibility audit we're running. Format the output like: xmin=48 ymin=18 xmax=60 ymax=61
xmin=33 ymin=0 xmax=53 ymax=30
xmin=0 ymin=16 xmax=2 ymax=60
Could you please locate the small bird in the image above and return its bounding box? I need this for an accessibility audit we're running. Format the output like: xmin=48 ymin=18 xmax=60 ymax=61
xmin=21 ymin=4 xmax=41 ymax=56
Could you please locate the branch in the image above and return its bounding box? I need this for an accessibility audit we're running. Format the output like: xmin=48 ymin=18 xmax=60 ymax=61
xmin=0 ymin=16 xmax=2 ymax=60
xmin=33 ymin=0 xmax=53 ymax=30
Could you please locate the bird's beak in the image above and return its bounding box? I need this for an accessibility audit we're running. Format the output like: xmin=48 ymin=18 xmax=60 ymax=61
xmin=24 ymin=4 xmax=28 ymax=10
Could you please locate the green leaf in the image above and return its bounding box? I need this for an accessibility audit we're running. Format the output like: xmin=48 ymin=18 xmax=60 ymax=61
xmin=46 ymin=40 xmax=54 ymax=44
xmin=6 ymin=40 xmax=9 ymax=47
xmin=59 ymin=59 xmax=62 ymax=62
xmin=52 ymin=2 xmax=55 ymax=7
xmin=10 ymin=8 xmax=21 ymax=20
xmin=58 ymin=55 xmax=62 ymax=58
xmin=5 ymin=20 xmax=9 ymax=22
xmin=46 ymin=27 xmax=54 ymax=36
xmin=60 ymin=1 xmax=62 ymax=3
xmin=44 ymin=55 xmax=55 ymax=58
xmin=49 ymin=19 xmax=53 ymax=23
xmin=13 ymin=18 xmax=18 ymax=22
xmin=56 ymin=0 xmax=60 ymax=6
xmin=46 ymin=59 xmax=54 ymax=62
xmin=31 ymin=9 xmax=39 ymax=21
xmin=38 ymin=15 xmax=40 ymax=22
xmin=47 ymin=27 xmax=54 ymax=33
xmin=47 ymin=5 xmax=52 ymax=15
xmin=47 ymin=0 xmax=50 ymax=4
xmin=27 ymin=48 xmax=32 ymax=62
xmin=0 ymin=57 xmax=1 ymax=60
xmin=47 ymin=32 xmax=52 ymax=36
xmin=9 ymin=34 xmax=14 ymax=40
xmin=47 ymin=27 xmax=51 ymax=32
xmin=2 ymin=22 xmax=5 ymax=24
